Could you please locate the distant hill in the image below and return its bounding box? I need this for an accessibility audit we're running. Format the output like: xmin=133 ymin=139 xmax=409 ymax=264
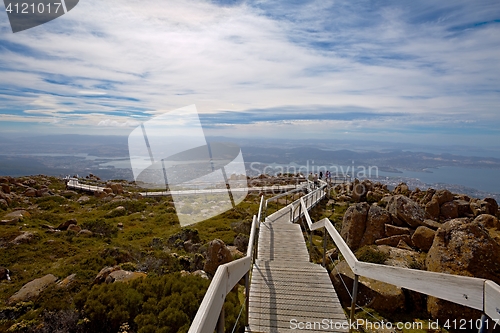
xmin=15 ymin=134 xmax=128 ymax=146
xmin=0 ymin=155 xmax=68 ymax=176
xmin=0 ymin=134 xmax=129 ymax=157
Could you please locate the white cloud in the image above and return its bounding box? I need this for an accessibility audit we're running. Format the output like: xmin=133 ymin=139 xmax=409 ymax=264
xmin=0 ymin=0 xmax=499 ymax=145
xmin=98 ymin=119 xmax=140 ymax=127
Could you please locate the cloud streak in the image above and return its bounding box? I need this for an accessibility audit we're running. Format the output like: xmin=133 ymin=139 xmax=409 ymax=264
xmin=0 ymin=0 xmax=499 ymax=144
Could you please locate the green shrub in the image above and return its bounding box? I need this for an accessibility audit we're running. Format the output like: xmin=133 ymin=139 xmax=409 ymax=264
xmin=36 ymin=196 xmax=67 ymax=211
xmin=356 ymin=246 xmax=388 ymax=264
xmin=76 ymin=274 xmax=211 ymax=333
xmin=81 ymin=219 xmax=118 ymax=238
xmin=100 ymin=200 xmax=147 ymax=214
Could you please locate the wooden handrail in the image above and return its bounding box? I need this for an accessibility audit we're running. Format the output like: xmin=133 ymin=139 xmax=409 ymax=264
xmin=188 ymin=181 xmax=336 ymax=332
xmin=302 ymin=208 xmax=500 ymax=321
xmin=189 ymin=201 xmax=265 ymax=333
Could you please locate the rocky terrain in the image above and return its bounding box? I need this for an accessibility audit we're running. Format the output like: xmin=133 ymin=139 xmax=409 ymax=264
xmin=2 ymin=173 xmax=499 ymax=332
xmin=0 ymin=174 xmax=255 ymax=332
xmin=329 ymin=179 xmax=500 ymax=327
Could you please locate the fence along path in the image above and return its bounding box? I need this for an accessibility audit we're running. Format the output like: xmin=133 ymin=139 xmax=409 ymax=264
xmin=247 ymin=184 xmax=348 ymax=333
xmin=65 ymin=177 xmax=307 ymax=196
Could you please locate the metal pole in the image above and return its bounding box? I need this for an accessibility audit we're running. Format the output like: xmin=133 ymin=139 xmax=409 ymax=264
xmin=309 ymin=226 xmax=313 ymax=259
xmin=323 ymin=227 xmax=327 ymax=267
xmin=478 ymin=313 xmax=487 ymax=333
xmin=245 ymin=272 xmax=250 ymax=327
xmin=217 ymin=307 xmax=225 ymax=333
xmin=350 ymin=275 xmax=359 ymax=333
xmin=298 ymin=201 xmax=302 ymax=223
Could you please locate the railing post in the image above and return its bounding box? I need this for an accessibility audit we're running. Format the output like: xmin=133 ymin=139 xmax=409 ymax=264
xmin=478 ymin=313 xmax=488 ymax=333
xmin=350 ymin=274 xmax=359 ymax=332
xmin=298 ymin=200 xmax=302 ymax=223
xmin=309 ymin=227 xmax=313 ymax=259
xmin=217 ymin=307 xmax=225 ymax=333
xmin=245 ymin=272 xmax=250 ymax=327
xmin=323 ymin=227 xmax=327 ymax=267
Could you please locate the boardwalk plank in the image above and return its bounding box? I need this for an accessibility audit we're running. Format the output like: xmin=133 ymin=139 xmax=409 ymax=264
xmin=248 ymin=196 xmax=347 ymax=333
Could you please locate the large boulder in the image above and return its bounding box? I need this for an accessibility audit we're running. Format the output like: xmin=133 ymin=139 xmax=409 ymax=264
xmin=93 ymin=266 xmax=121 ymax=284
xmin=359 ymin=205 xmax=390 ymax=247
xmin=67 ymin=224 xmax=82 ymax=233
xmin=426 ymin=219 xmax=500 ymax=322
xmin=433 ymin=189 xmax=454 ymax=205
xmin=105 ymin=270 xmax=146 ymax=283
xmin=393 ymin=183 xmax=410 ymax=196
xmin=168 ymin=228 xmax=201 ymax=246
xmin=351 ymin=183 xmax=367 ymax=202
xmin=386 ymin=195 xmax=426 ymax=228
xmin=1 ymin=184 xmax=11 ymax=194
xmin=375 ymin=234 xmax=412 ymax=247
xmin=203 ymin=239 xmax=232 ymax=276
xmin=105 ymin=206 xmax=126 ymax=218
xmin=8 ymin=274 xmax=58 ymax=304
xmin=11 ymin=232 xmax=36 ymax=245
xmin=231 ymin=220 xmax=251 ymax=235
xmin=234 ymin=234 xmax=249 ymax=253
xmin=57 ymin=274 xmax=77 ymax=289
xmin=78 ymin=229 xmax=93 ymax=237
xmin=425 ymin=199 xmax=440 ymax=220
xmin=384 ymin=224 xmax=410 ymax=237
xmin=340 ymin=203 xmax=369 ymax=250
xmin=470 ymin=200 xmax=494 ymax=217
xmin=377 ymin=245 xmax=426 ymax=269
xmin=107 ymin=183 xmax=124 ymax=195
xmin=3 ymin=210 xmax=30 ymax=222
xmin=77 ymin=196 xmax=91 ymax=204
xmin=421 ymin=188 xmax=436 ymax=205
xmin=0 ymin=266 xmax=11 ymax=280
xmin=440 ymin=201 xmax=459 ymax=220
xmin=454 ymin=200 xmax=473 ymax=217
xmin=484 ymin=197 xmax=498 ymax=215
xmin=331 ymin=260 xmax=406 ymax=312
xmin=421 ymin=219 xmax=443 ymax=230
xmin=411 ymin=226 xmax=435 ymax=252
xmin=57 ymin=219 xmax=77 ymax=230
xmin=24 ymin=188 xmax=37 ymax=197
xmin=473 ymin=214 xmax=499 ymax=229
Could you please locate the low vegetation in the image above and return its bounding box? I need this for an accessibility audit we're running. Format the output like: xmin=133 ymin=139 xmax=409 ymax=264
xmin=0 ymin=175 xmax=259 ymax=332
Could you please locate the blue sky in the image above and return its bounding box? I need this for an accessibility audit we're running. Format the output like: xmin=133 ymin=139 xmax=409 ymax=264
xmin=0 ymin=0 xmax=499 ymax=148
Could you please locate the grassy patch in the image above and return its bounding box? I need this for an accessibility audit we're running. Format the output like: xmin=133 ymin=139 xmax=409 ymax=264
xmin=355 ymin=245 xmax=389 ymax=264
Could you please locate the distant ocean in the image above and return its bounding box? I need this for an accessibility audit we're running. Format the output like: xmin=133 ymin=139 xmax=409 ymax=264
xmin=0 ymin=153 xmax=499 ymax=197
xmin=257 ymin=162 xmax=500 ymax=196
xmin=376 ymin=166 xmax=500 ymax=195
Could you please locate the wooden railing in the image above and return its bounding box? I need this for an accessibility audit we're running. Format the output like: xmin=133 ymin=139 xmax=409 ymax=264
xmin=188 ymin=181 xmax=332 ymax=332
xmin=188 ymin=196 xmax=264 ymax=333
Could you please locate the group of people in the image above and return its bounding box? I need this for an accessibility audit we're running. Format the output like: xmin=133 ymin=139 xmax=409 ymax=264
xmin=307 ymin=170 xmax=332 ymax=188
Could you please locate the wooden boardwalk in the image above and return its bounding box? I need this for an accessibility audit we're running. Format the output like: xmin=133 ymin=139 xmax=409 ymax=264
xmin=65 ymin=178 xmax=305 ymax=196
xmin=248 ymin=209 xmax=348 ymax=332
